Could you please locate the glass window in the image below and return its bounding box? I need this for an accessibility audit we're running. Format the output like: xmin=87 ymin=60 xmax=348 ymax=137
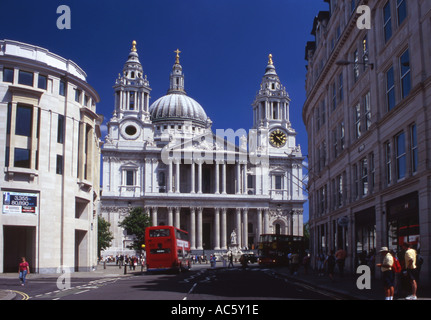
xmin=397 ymin=0 xmax=407 ymax=25
xmin=383 ymin=1 xmax=392 ymax=42
xmin=400 ymin=49 xmax=411 ymax=99
xmin=57 ymin=115 xmax=65 ymax=144
xmin=338 ymin=73 xmax=343 ymax=102
xmin=410 ymin=124 xmax=418 ymax=173
xmin=385 ymin=142 xmax=392 ymax=184
xmin=38 ymin=74 xmax=47 ymax=90
xmin=149 ymin=228 xmax=170 ymax=238
xmin=275 ymin=175 xmax=282 ymax=190
xmin=353 ymin=50 xmax=360 ymax=82
xmin=364 ymin=92 xmax=371 ymax=131
xmin=6 ymin=103 xmax=11 ymax=134
xmin=126 ymin=170 xmax=134 ymax=186
xmin=75 ymin=89 xmax=82 ymax=103
xmin=3 ymin=68 xmax=14 ymax=83
xmin=332 ymin=82 xmax=337 ymax=110
xmin=386 ymin=67 xmax=396 ymax=111
xmin=18 ymin=70 xmax=34 ymax=86
xmin=59 ymin=80 xmax=66 ymax=96
xmin=396 ymin=132 xmax=406 ymax=180
xmin=340 ymin=122 xmax=345 ymax=151
xmin=14 ymin=148 xmax=31 ymax=168
xmin=354 ymin=103 xmax=361 ymax=139
xmin=56 ymin=155 xmax=63 ymax=175
xmin=5 ymin=146 xmax=9 ymax=167
xmin=15 ymin=105 xmax=33 ymax=137
xmin=360 ymin=158 xmax=368 ymax=196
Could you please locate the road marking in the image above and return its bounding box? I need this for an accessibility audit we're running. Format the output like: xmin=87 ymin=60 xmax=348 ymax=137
xmin=74 ymin=289 xmax=90 ymax=295
xmin=10 ymin=290 xmax=29 ymax=300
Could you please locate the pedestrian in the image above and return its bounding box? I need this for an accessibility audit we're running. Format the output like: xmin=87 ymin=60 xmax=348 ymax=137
xmin=335 ymin=248 xmax=347 ymax=277
xmin=402 ymin=242 xmax=418 ymax=300
xmin=376 ymin=247 xmax=394 ymax=300
xmin=317 ymin=252 xmax=325 ymax=276
xmin=324 ymin=250 xmax=336 ymax=281
xmin=390 ymin=250 xmax=402 ymax=297
xmin=18 ymin=257 xmax=30 ymax=286
xmin=228 ymin=251 xmax=234 ymax=268
xmin=290 ymin=251 xmax=299 ymax=275
xmin=302 ymin=253 xmax=310 ymax=275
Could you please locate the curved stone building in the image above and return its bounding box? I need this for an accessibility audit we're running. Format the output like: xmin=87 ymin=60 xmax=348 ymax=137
xmin=0 ymin=40 xmax=103 ymax=273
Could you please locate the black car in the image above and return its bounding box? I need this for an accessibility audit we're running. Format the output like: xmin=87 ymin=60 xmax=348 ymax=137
xmin=241 ymin=253 xmax=258 ymax=264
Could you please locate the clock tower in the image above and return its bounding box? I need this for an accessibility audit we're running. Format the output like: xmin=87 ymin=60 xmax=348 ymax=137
xmin=252 ymin=54 xmax=297 ymax=156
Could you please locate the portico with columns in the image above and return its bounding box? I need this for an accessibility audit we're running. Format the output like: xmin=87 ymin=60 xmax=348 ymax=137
xmin=100 ymin=42 xmax=305 ymax=256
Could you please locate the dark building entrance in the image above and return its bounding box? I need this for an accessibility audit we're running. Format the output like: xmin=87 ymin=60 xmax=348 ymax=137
xmin=3 ymin=226 xmax=36 ymax=272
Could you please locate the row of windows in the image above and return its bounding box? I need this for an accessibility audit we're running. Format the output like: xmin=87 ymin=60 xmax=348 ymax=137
xmin=314 ymin=123 xmax=418 ymax=217
xmin=5 ymin=103 xmax=93 ymax=179
xmin=7 ymin=103 xmax=65 ymax=143
xmin=2 ymin=67 xmax=95 ymax=108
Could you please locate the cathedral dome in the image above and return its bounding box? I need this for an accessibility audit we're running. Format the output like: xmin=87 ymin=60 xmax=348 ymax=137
xmin=149 ymin=49 xmax=210 ymax=128
xmin=149 ymin=93 xmax=208 ymax=127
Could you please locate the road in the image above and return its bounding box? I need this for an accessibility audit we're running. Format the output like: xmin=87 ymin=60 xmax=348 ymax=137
xmin=1 ymin=264 xmax=343 ymax=302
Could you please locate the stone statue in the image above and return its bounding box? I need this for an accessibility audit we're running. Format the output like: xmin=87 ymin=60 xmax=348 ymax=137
xmin=230 ymin=229 xmax=237 ymax=245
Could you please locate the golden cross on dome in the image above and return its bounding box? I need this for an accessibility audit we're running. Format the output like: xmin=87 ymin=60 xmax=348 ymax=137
xmin=174 ymin=49 xmax=181 ymax=64
xmin=131 ymin=40 xmax=137 ymax=52
xmin=268 ymin=54 xmax=274 ymax=65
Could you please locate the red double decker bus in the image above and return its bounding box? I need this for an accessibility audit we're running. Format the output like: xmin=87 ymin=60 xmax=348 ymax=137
xmin=145 ymin=226 xmax=192 ymax=273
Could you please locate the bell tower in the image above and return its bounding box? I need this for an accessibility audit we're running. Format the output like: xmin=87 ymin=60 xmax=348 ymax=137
xmin=252 ymin=54 xmax=297 ymax=156
xmin=106 ymin=41 xmax=154 ymax=146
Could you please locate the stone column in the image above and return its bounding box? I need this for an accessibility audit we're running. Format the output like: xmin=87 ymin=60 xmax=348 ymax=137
xmin=175 ymin=160 xmax=180 ymax=193
xmin=235 ymin=161 xmax=241 ymax=194
xmin=236 ymin=208 xmax=242 ymax=248
xmin=215 ymin=161 xmax=220 ymax=194
xmin=197 ymin=161 xmax=203 ymax=194
xmin=190 ymin=161 xmax=195 ymax=193
xmin=242 ymin=208 xmax=248 ymax=249
xmin=168 ymin=207 xmax=173 ymax=226
xmin=222 ymin=162 xmax=227 ymax=194
xmin=174 ymin=207 xmax=180 ymax=229
xmin=242 ymin=163 xmax=248 ymax=194
xmin=190 ymin=207 xmax=196 ymax=250
xmin=214 ymin=208 xmax=220 ymax=250
xmin=221 ymin=208 xmax=227 ymax=250
xmin=168 ymin=160 xmax=173 ymax=193
xmin=197 ymin=207 xmax=203 ymax=250
xmin=263 ymin=208 xmax=270 ymax=234
xmin=257 ymin=208 xmax=262 ymax=241
xmin=151 ymin=206 xmax=158 ymax=226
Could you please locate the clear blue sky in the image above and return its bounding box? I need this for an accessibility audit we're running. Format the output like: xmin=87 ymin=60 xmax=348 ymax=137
xmin=1 ymin=0 xmax=329 ymax=221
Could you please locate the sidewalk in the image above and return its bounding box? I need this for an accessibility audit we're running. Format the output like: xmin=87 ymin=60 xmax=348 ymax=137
xmin=0 ymin=263 xmax=142 ymax=300
xmin=274 ymin=266 xmax=431 ymax=300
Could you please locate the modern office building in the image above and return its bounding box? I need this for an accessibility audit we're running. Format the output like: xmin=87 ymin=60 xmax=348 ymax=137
xmin=0 ymin=40 xmax=103 ymax=273
xmin=303 ymin=0 xmax=431 ymax=284
xmin=100 ymin=43 xmax=306 ymax=256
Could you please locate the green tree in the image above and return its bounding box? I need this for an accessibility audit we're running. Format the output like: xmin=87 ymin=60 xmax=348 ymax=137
xmin=98 ymin=215 xmax=114 ymax=257
xmin=118 ymin=207 xmax=152 ymax=251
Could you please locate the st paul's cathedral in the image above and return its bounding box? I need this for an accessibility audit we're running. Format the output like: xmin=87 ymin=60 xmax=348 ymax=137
xmin=100 ymin=42 xmax=305 ymax=255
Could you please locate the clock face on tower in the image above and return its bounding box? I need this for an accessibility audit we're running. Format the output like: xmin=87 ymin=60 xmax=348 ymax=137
xmin=269 ymin=129 xmax=287 ymax=148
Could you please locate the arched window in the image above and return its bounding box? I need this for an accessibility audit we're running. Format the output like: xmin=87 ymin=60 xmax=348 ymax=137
xmin=275 ymin=224 xmax=281 ymax=235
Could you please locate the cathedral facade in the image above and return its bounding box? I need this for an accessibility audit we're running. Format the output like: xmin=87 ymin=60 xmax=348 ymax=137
xmin=100 ymin=42 xmax=305 ymax=255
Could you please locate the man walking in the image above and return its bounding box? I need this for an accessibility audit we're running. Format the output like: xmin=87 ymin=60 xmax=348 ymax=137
xmin=376 ymin=247 xmax=394 ymax=300
xmin=402 ymin=242 xmax=418 ymax=300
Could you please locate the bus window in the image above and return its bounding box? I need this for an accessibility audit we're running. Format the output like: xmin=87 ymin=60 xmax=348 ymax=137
xmin=149 ymin=229 xmax=170 ymax=238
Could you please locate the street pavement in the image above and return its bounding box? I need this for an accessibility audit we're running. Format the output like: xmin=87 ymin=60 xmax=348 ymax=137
xmin=1 ymin=262 xmax=430 ymax=300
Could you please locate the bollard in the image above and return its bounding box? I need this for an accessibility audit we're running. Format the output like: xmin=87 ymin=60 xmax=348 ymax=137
xmin=124 ymin=263 xmax=127 ymax=275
